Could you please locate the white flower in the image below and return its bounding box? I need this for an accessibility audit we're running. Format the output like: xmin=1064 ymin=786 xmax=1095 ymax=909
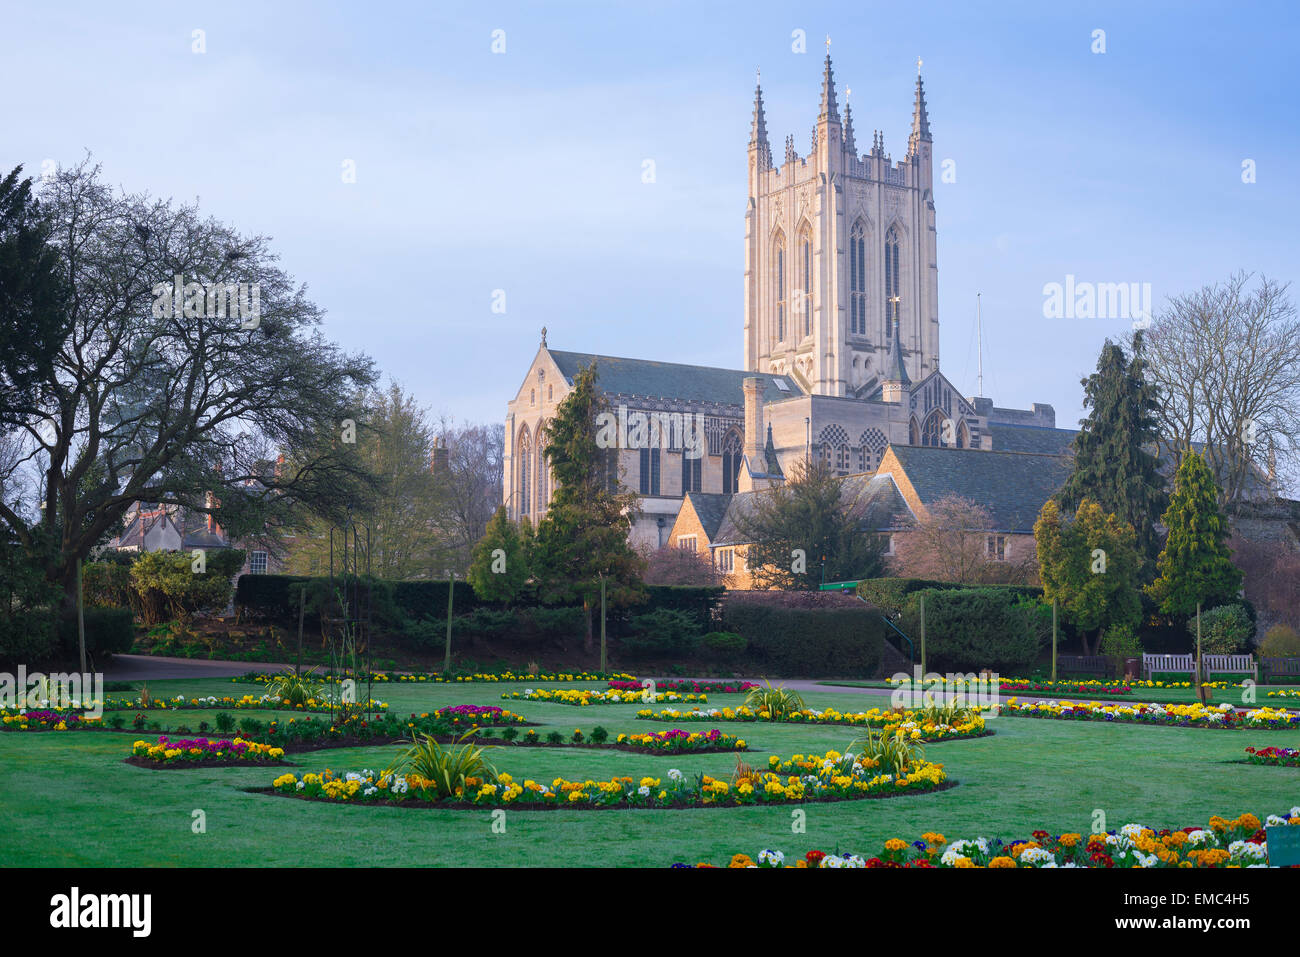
xmin=1228 ymin=840 xmax=1267 ymax=862
xmin=1019 ymin=847 xmax=1055 ymax=866
xmin=637 ymin=785 xmax=650 ymax=796
xmin=758 ymin=849 xmax=785 ymax=866
xmin=1133 ymin=851 xmax=1158 ymax=868
xmin=1267 ymin=814 xmax=1288 ymax=826
xmin=295 ymin=781 xmax=304 ymax=790
xmin=1120 ymin=823 xmax=1148 ymax=841
xmin=668 ymin=769 xmax=683 ymax=781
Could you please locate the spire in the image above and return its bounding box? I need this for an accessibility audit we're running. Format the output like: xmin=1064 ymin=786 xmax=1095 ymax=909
xmin=843 ymin=89 xmax=857 ymax=154
xmin=886 ymin=316 xmax=910 ymax=385
xmin=908 ymin=60 xmax=931 ymax=155
xmin=749 ymin=70 xmax=770 ymax=167
xmin=818 ymin=42 xmax=839 ymax=122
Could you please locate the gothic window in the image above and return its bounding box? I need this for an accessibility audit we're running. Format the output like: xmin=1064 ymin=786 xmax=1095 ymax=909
xmin=536 ymin=432 xmax=548 ymax=509
xmin=639 ymin=447 xmax=661 ymax=495
xmin=858 ymin=428 xmax=887 ymax=471
xmin=517 ymin=426 xmax=531 ymax=516
xmin=921 ymin=410 xmax=947 ymax=447
xmin=957 ymin=420 xmax=969 ymax=449
xmin=722 ymin=429 xmax=743 ymax=494
xmin=821 ymin=443 xmax=832 ymax=468
xmin=850 ymin=221 xmax=867 ymax=336
xmin=909 ymin=417 xmax=920 ymax=445
xmin=773 ymin=232 xmax=786 ymax=343
xmin=883 ymin=226 xmax=900 ymax=338
xmin=817 ymin=425 xmax=850 ymax=474
xmin=799 ymin=227 xmax=813 ymax=337
xmin=836 ymin=444 xmax=849 ymax=471
xmin=680 ymin=450 xmax=701 ymax=494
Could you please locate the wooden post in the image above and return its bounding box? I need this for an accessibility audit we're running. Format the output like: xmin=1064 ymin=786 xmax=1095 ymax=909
xmin=919 ymin=594 xmax=926 ymax=675
xmin=443 ymin=572 xmax=455 ymax=674
xmin=296 ymin=583 xmax=305 ymax=677
xmin=1051 ymin=598 xmax=1058 ymax=682
xmin=76 ymin=559 xmax=87 ymax=675
xmin=600 ymin=575 xmax=607 ymax=675
xmin=1196 ymin=601 xmax=1206 ymax=704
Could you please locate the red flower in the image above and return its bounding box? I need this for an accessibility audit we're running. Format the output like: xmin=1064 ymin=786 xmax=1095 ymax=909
xmin=806 ymin=850 xmax=826 ymax=864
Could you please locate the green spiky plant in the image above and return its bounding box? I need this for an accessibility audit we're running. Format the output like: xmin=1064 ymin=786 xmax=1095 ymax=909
xmin=849 ymin=727 xmax=925 ymax=777
xmin=743 ymin=681 xmax=805 ymax=720
xmin=383 ymin=731 xmax=498 ymax=799
xmin=266 ymin=668 xmax=324 ymax=707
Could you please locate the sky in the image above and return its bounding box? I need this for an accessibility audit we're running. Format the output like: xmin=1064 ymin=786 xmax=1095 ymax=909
xmin=3 ymin=0 xmax=1298 ymax=434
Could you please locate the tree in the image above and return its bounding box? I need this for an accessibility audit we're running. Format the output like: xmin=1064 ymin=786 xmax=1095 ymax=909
xmin=892 ymin=494 xmax=1034 ymax=584
xmin=732 ymin=457 xmax=887 ymax=590
xmin=287 ymin=382 xmax=454 ymax=579
xmin=468 ymin=506 xmax=532 ymax=604
xmin=431 ymin=417 xmax=505 ymax=571
xmin=641 ymin=544 xmax=726 ymax=587
xmin=1145 ymin=272 xmax=1300 ymax=503
xmin=0 ymin=158 xmax=377 ymax=611
xmin=532 ymin=363 xmax=644 ymax=650
xmin=1146 ymin=450 xmax=1243 ymax=616
xmin=0 ymin=166 xmax=69 ymax=427
xmin=1057 ymin=333 xmax=1167 ymax=567
xmin=1035 ymin=498 xmax=1143 ymax=655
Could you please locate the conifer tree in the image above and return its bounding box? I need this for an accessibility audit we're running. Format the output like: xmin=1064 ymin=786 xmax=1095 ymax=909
xmin=1057 ymin=333 xmax=1166 ymax=569
xmin=1146 ymin=450 xmax=1243 ymax=616
xmin=468 ymin=506 xmax=531 ymax=605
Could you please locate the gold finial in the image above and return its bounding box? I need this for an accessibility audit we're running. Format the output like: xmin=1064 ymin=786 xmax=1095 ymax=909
xmin=917 ymin=56 xmax=923 ymax=76
xmin=845 ymin=87 xmax=851 ymax=104
xmin=826 ymin=35 xmax=831 ymax=55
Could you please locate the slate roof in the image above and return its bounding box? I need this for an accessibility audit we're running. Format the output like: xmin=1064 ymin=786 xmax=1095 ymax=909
xmin=707 ymin=473 xmax=915 ymax=547
xmin=988 ymin=423 xmax=1078 ymax=456
xmin=683 ymin=492 xmax=732 ymax=541
xmin=887 ymin=445 xmax=1073 ymax=532
xmin=548 ymin=350 xmax=798 ymax=406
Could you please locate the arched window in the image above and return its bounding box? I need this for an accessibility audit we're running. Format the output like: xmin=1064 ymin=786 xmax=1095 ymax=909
xmin=772 ymin=232 xmax=786 ymax=343
xmin=849 ymin=221 xmax=867 ymax=336
xmin=722 ymin=429 xmax=743 ymax=494
xmin=921 ymin=410 xmax=947 ymax=447
xmin=909 ymin=417 xmax=920 ymax=446
xmin=858 ymin=428 xmax=887 ymax=471
xmin=957 ymin=420 xmax=969 ymax=449
xmin=681 ymin=450 xmax=701 ymax=494
xmin=536 ymin=430 xmax=548 ymax=510
xmin=883 ymin=226 xmax=900 ymax=339
xmin=517 ymin=426 xmax=531 ymax=516
xmin=799 ymin=226 xmax=813 ymax=337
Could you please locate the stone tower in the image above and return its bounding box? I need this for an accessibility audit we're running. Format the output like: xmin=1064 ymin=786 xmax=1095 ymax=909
xmin=742 ymin=55 xmax=940 ymax=398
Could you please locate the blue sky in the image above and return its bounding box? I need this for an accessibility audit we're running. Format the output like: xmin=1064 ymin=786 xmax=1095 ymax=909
xmin=3 ymin=0 xmax=1297 ymax=432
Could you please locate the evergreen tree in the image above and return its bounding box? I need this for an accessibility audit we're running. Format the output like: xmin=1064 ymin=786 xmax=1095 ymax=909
xmin=1146 ymin=450 xmax=1243 ymax=616
xmin=531 ymin=363 xmax=644 ymax=651
xmin=1035 ymin=498 xmax=1143 ymax=655
xmin=468 ymin=506 xmax=531 ymax=605
xmin=1057 ymin=333 xmax=1167 ymax=569
xmin=733 ymin=458 xmax=888 ymax=590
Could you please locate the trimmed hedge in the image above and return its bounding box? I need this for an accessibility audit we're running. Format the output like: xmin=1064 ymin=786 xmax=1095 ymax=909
xmin=57 ymin=606 xmax=135 ymax=658
xmin=899 ymin=588 xmax=1045 ymax=674
xmin=722 ymin=596 xmax=886 ymax=677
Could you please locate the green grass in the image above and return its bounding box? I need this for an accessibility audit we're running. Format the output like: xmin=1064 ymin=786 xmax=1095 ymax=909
xmin=2 ymin=677 xmax=1298 ymax=867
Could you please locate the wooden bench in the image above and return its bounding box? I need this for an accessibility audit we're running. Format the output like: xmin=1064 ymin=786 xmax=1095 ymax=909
xmin=1202 ymin=654 xmax=1258 ymax=682
xmin=1262 ymin=657 xmax=1300 ymax=684
xmin=1056 ymin=655 xmax=1111 ymax=676
xmin=1142 ymin=654 xmax=1195 ymax=679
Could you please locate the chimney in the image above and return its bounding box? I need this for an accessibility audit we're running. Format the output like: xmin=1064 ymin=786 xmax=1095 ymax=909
xmin=743 ymin=377 xmax=764 ymax=464
xmin=430 ymin=436 xmax=450 ymax=474
xmin=204 ymin=490 xmax=221 ymax=536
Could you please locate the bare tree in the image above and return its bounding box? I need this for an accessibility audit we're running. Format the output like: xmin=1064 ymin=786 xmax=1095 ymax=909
xmin=892 ymin=494 xmax=1036 ymax=584
xmin=1145 ymin=272 xmax=1300 ymax=503
xmin=640 ymin=544 xmax=726 ymax=587
xmin=431 ymin=416 xmax=504 ymax=572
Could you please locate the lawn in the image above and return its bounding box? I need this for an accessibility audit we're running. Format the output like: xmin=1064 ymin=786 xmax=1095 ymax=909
xmin=2 ymin=677 xmax=1298 ymax=867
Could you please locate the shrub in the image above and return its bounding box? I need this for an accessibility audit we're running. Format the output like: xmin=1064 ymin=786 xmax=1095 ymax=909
xmin=1099 ymin=622 xmax=1143 ymax=676
xmin=57 ymin=606 xmax=135 ymax=658
xmin=82 ymin=560 xmax=135 ymax=610
xmin=700 ymin=631 xmax=747 ymax=660
xmin=451 ymin=608 xmax=518 ymax=639
xmin=385 ymin=732 xmax=497 ymax=798
xmin=130 ymin=549 xmax=245 ymax=624
xmin=723 ymin=595 xmax=886 ymax=677
xmin=1189 ymin=604 xmax=1252 ymax=654
xmin=899 ymin=588 xmax=1044 ymax=674
xmin=744 ymin=681 xmax=805 ymax=718
xmin=620 ymin=608 xmax=699 ymax=658
xmin=215 ymin=712 xmax=235 ymax=733
xmin=1259 ymin=624 xmax=1300 ymax=657
xmin=265 ymin=669 xmax=324 ymax=707
xmin=526 ymin=606 xmax=585 ymax=639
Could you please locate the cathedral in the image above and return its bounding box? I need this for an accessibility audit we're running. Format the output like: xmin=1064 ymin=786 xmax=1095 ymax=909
xmin=503 ymin=54 xmax=1073 ymax=573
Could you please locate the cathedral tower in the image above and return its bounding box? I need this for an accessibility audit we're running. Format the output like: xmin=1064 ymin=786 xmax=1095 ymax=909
xmin=743 ymin=54 xmax=940 ymax=397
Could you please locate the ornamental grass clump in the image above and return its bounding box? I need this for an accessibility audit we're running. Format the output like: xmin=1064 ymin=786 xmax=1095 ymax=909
xmin=850 ymin=727 xmax=925 ymax=777
xmin=384 ymin=731 xmax=498 ymax=799
xmin=265 ymin=669 xmax=325 ymax=708
xmin=744 ymin=681 xmax=804 ymax=719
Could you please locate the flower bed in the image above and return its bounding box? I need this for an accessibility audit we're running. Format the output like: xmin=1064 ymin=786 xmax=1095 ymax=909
xmin=889 ymin=676 xmax=1132 ymax=696
xmin=636 ymin=705 xmax=989 ymax=742
xmin=675 ymin=807 xmax=1300 ymax=867
xmin=128 ymin=736 xmax=290 ymax=768
xmin=102 ymin=693 xmax=388 ymax=712
xmin=235 ymin=670 xmax=635 ymax=685
xmin=434 ymin=705 xmax=527 ymax=726
xmin=607 ymin=679 xmax=758 ymax=694
xmin=618 ymin=730 xmax=747 ymax=753
xmin=263 ymin=749 xmax=951 ymax=810
xmin=1002 ymin=698 xmax=1300 ymax=729
xmin=1245 ymin=746 xmax=1300 ymax=767
xmin=1 ymin=709 xmax=103 ymax=731
xmin=502 ymin=688 xmax=707 ymax=706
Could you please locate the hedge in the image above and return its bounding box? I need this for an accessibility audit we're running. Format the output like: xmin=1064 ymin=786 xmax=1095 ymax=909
xmin=899 ymin=587 xmax=1045 ymax=674
xmin=57 ymin=607 xmax=136 ymax=658
xmin=722 ymin=596 xmax=887 ymax=677
xmin=858 ymin=577 xmax=1045 ymax=615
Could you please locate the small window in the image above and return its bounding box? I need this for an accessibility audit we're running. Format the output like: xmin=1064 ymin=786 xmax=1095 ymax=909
xmin=986 ymin=535 xmax=1007 ymax=561
xmin=547 ymin=384 xmax=553 ymax=401
xmin=530 ymin=389 xmax=535 ymax=406
xmin=717 ymin=548 xmax=735 ymax=573
xmin=677 ymin=535 xmax=697 ymax=551
xmin=250 ymin=550 xmax=268 ymax=575
xmin=884 ymin=535 xmax=895 ymax=556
